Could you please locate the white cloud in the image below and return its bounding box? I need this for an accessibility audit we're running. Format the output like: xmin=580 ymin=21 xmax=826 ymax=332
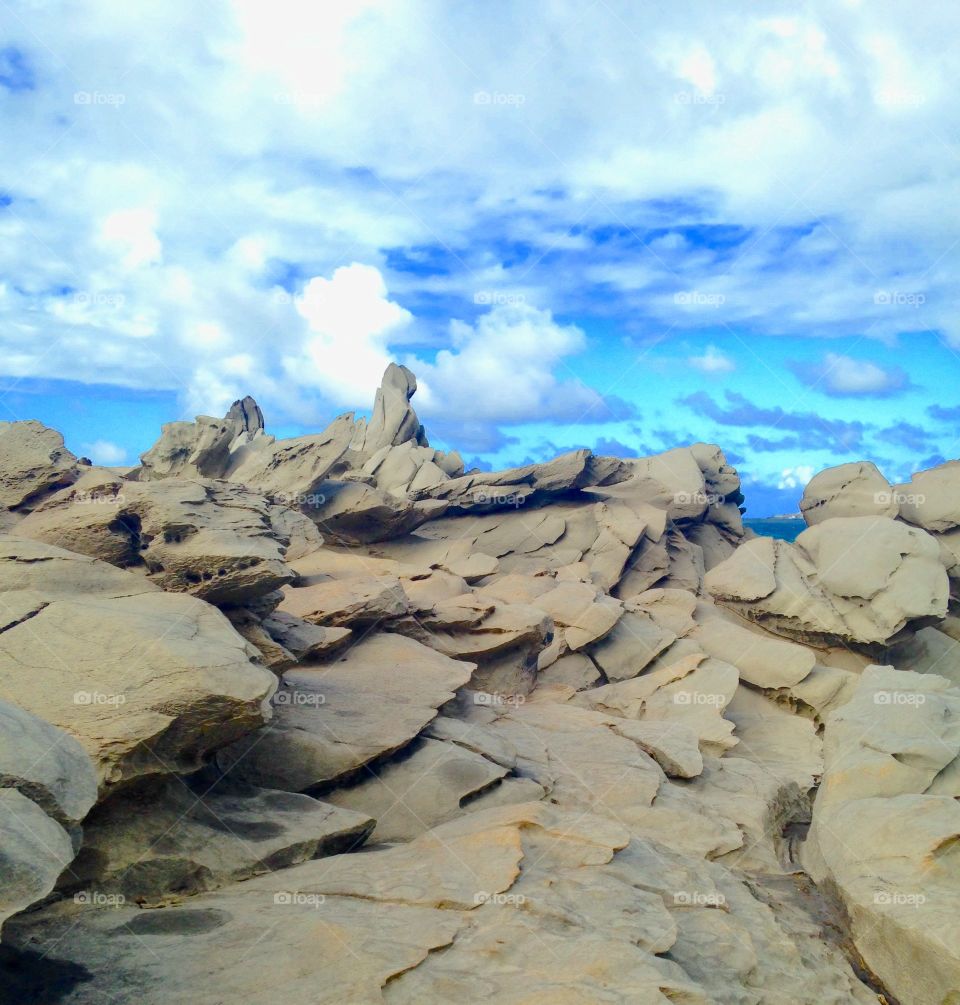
xmin=288 ymin=263 xmax=413 ymax=407
xmin=0 ymin=0 xmax=958 ymax=432
xmin=778 ymin=465 xmax=815 ymax=490
xmin=97 ymin=208 xmax=162 ymax=270
xmin=414 ymin=302 xmax=605 ymax=425
xmin=689 ymin=345 xmax=735 ymax=374
xmin=793 ymin=352 xmax=909 ymax=396
xmin=81 ymin=439 xmax=126 ymax=465
xmin=820 ymin=353 xmax=901 ymax=394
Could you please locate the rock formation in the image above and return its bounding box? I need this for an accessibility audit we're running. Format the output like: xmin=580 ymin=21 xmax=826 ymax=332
xmin=0 ymin=365 xmax=956 ymax=1004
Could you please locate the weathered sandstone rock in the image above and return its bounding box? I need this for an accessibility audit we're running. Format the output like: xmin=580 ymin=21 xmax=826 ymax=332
xmin=0 ymin=420 xmax=79 ymax=510
xmin=0 ymin=537 xmax=275 ymax=790
xmin=706 ymin=516 xmax=948 ymax=646
xmin=216 ymin=634 xmax=473 ymax=791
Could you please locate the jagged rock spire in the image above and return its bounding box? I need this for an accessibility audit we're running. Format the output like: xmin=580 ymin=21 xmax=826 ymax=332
xmin=364 ymin=363 xmax=428 ymax=452
xmin=226 ymin=396 xmax=265 ymax=434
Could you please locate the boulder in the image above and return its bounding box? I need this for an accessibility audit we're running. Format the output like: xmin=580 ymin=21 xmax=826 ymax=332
xmin=0 ymin=420 xmax=79 ymax=510
xmin=0 ymin=537 xmax=275 ymax=790
xmin=17 ymin=474 xmax=294 ymax=605
xmin=0 ymin=789 xmax=75 ymax=935
xmin=800 ymin=461 xmax=898 ymax=525
xmin=279 ymin=574 xmax=409 ymax=627
xmin=805 ymin=666 xmax=960 ymax=1005
xmin=896 ymin=460 xmax=960 ymax=533
xmin=705 ymin=517 xmax=948 ymax=646
xmin=0 ymin=700 xmax=97 ymax=833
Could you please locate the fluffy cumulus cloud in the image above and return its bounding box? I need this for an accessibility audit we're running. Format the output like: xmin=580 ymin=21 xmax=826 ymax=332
xmin=289 ymin=263 xmax=413 ymax=407
xmin=789 ymin=352 xmax=911 ymax=397
xmin=415 ymin=303 xmax=632 ymax=426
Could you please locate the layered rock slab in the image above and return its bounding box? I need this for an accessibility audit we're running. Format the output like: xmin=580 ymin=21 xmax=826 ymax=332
xmin=805 ymin=665 xmax=960 ymax=1005
xmin=61 ymin=775 xmax=374 ymax=906
xmin=0 ymin=537 xmax=275 ymax=790
xmin=216 ymin=634 xmax=473 ymax=792
xmin=705 ymin=516 xmax=948 ymax=646
xmin=16 ymin=473 xmax=295 ymax=605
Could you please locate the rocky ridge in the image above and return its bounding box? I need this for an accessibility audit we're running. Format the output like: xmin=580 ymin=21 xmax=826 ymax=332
xmin=0 ymin=366 xmax=956 ymax=1004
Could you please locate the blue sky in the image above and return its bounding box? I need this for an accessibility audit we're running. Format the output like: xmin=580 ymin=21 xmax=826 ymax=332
xmin=1 ymin=1 xmax=958 ymax=515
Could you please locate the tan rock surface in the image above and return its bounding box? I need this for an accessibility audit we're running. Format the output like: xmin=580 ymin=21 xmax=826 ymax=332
xmin=0 ymin=537 xmax=275 ymax=790
xmin=0 ymin=420 xmax=79 ymax=510
xmin=706 ymin=517 xmax=948 ymax=645
xmin=800 ymin=461 xmax=898 ymax=525
xmin=216 ymin=634 xmax=473 ymax=791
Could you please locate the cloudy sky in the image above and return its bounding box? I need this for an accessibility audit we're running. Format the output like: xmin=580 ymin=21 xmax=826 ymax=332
xmin=1 ymin=0 xmax=958 ymax=515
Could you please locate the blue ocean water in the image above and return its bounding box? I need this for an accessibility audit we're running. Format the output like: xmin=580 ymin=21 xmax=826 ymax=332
xmin=743 ymin=517 xmax=806 ymax=543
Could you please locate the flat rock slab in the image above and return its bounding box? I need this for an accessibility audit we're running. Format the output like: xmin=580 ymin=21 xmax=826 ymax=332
xmin=261 ymin=611 xmax=352 ymax=662
xmin=537 ymin=651 xmax=602 ymax=690
xmin=216 ymin=634 xmax=473 ymax=792
xmin=530 ymin=580 xmax=623 ymax=650
xmin=1 ymin=802 xmax=617 ymax=1004
xmin=280 ymin=575 xmax=409 ymax=627
xmin=612 ymin=719 xmax=704 ymax=779
xmin=0 ymin=538 xmax=275 ymax=791
xmin=324 ymin=737 xmax=509 ymax=842
xmin=692 ymin=614 xmax=815 ymax=689
xmin=63 ymin=776 xmax=374 ymax=906
xmin=587 ymin=610 xmax=677 ymax=682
